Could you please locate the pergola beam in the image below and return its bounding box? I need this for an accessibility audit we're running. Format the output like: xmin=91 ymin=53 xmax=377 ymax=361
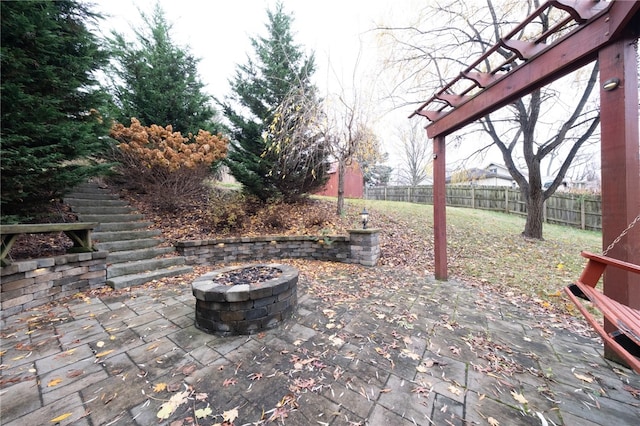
xmin=423 ymin=1 xmax=639 ymax=139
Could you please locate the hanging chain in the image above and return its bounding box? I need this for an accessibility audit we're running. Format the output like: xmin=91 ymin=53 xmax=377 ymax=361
xmin=602 ymin=213 xmax=640 ymax=256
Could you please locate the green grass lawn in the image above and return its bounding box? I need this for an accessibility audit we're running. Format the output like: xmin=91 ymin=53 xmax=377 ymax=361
xmin=338 ymin=197 xmax=602 ymax=304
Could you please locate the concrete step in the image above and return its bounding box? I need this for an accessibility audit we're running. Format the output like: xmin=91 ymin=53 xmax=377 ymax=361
xmin=96 ymin=238 xmax=162 ymax=252
xmin=63 ymin=197 xmax=129 ymax=207
xmin=107 ymin=257 xmax=186 ymax=279
xmin=107 ymin=247 xmax=176 ymax=263
xmin=107 ymin=265 xmax=193 ymax=289
xmin=95 ymin=222 xmax=153 ymax=232
xmin=66 ymin=186 xmax=121 ymax=198
xmin=93 ymin=229 xmax=162 ymax=242
xmin=70 ymin=206 xmax=134 ymax=215
xmin=77 ymin=213 xmax=145 ymax=223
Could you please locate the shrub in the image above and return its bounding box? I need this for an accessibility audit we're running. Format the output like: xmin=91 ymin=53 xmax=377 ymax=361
xmin=207 ymin=189 xmax=258 ymax=232
xmin=110 ymin=118 xmax=228 ymax=211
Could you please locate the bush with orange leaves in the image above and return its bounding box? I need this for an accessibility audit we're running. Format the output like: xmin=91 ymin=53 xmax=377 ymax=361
xmin=110 ymin=118 xmax=228 ymax=211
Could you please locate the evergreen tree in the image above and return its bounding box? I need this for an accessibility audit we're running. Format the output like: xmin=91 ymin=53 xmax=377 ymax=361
xmin=1 ymin=0 xmax=111 ymax=218
xmin=221 ymin=1 xmax=326 ymax=202
xmin=107 ymin=3 xmax=219 ymax=135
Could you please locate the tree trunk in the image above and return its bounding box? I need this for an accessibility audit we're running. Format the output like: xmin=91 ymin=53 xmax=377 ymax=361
xmin=523 ymin=186 xmax=544 ymax=239
xmin=336 ymin=161 xmax=346 ymax=216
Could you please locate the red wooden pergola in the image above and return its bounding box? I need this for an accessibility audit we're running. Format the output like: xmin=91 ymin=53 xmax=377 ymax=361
xmin=411 ymin=0 xmax=639 ymax=314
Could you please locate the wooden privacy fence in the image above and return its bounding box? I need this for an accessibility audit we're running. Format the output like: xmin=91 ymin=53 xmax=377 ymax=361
xmin=365 ymin=185 xmax=602 ymax=231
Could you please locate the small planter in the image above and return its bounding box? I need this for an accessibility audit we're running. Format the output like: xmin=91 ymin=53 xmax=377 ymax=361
xmin=192 ymin=263 xmax=298 ymax=336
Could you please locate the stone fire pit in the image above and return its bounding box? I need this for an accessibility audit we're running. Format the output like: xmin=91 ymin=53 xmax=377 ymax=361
xmin=191 ymin=263 xmax=298 ymax=336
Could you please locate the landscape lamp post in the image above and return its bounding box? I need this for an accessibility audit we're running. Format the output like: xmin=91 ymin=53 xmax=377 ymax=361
xmin=360 ymin=208 xmax=369 ymax=229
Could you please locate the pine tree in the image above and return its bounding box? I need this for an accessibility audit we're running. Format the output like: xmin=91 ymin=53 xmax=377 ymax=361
xmin=107 ymin=3 xmax=220 ymax=135
xmin=1 ymin=0 xmax=111 ymax=218
xmin=221 ymin=1 xmax=327 ymax=202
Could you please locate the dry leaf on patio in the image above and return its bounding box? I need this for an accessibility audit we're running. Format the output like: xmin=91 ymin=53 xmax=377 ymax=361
xmin=47 ymin=378 xmax=63 ymax=387
xmin=222 ymin=407 xmax=239 ymax=423
xmin=195 ymin=406 xmax=213 ymax=419
xmin=167 ymin=382 xmax=182 ymax=392
xmin=153 ymin=382 xmax=167 ymax=392
xmin=488 ymin=417 xmax=500 ymax=426
xmin=401 ymin=349 xmax=421 ymax=360
xmin=95 ymin=349 xmax=114 ymax=358
xmin=66 ymin=369 xmax=84 ymax=378
xmin=223 ymin=378 xmax=237 ymax=387
xmin=448 ymin=385 xmax=462 ymax=396
xmin=573 ymin=372 xmax=593 ymax=383
xmin=181 ymin=364 xmax=197 ymax=375
xmin=157 ymin=390 xmax=189 ymax=420
xmin=50 ymin=412 xmax=73 ymax=422
xmin=511 ymin=391 xmax=528 ymax=404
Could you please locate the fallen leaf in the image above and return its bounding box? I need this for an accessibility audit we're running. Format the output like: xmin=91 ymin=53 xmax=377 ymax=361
xmin=157 ymin=390 xmax=189 ymax=420
xmin=154 ymin=382 xmax=167 ymax=392
xmin=50 ymin=412 xmax=73 ymax=422
xmin=222 ymin=407 xmax=239 ymax=423
xmin=488 ymin=417 xmax=500 ymax=426
xmin=573 ymin=373 xmax=593 ymax=383
xmin=511 ymin=391 xmax=528 ymax=405
xmin=66 ymin=370 xmax=84 ymax=378
xmin=181 ymin=364 xmax=196 ymax=375
xmin=195 ymin=406 xmax=213 ymax=419
xmin=448 ymin=385 xmax=461 ymax=396
xmin=47 ymin=378 xmax=63 ymax=387
xmin=167 ymin=382 xmax=182 ymax=392
xmin=223 ymin=378 xmax=237 ymax=387
xmin=96 ymin=341 xmax=105 ymax=348
xmin=95 ymin=349 xmax=114 ymax=358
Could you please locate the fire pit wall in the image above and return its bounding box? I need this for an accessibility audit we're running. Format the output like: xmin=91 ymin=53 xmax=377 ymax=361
xmin=192 ymin=263 xmax=298 ymax=336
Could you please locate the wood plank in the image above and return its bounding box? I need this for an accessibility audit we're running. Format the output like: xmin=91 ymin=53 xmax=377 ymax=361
xmin=0 ymin=222 xmax=98 ymax=234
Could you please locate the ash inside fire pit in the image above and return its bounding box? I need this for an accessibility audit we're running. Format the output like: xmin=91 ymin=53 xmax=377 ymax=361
xmin=192 ymin=263 xmax=298 ymax=336
xmin=215 ymin=266 xmax=282 ymax=286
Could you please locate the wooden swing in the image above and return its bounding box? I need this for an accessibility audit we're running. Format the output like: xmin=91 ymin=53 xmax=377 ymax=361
xmin=564 ymin=215 xmax=640 ymax=373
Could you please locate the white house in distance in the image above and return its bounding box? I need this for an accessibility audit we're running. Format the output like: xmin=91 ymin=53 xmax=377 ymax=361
xmin=447 ymin=163 xmax=514 ymax=187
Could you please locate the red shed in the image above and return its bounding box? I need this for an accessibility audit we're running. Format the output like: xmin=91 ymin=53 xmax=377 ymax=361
xmin=314 ymin=162 xmax=363 ymax=198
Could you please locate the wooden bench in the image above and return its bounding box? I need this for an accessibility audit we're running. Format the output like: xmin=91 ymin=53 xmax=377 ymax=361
xmin=0 ymin=222 xmax=98 ymax=266
xmin=564 ymin=251 xmax=640 ymax=373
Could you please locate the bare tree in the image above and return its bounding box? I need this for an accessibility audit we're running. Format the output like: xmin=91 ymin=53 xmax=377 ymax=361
xmin=377 ymin=0 xmax=601 ymax=238
xmin=397 ymin=120 xmax=432 ymax=186
xmin=323 ymin=92 xmax=381 ymax=215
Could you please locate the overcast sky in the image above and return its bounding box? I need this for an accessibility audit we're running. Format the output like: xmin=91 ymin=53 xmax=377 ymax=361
xmin=93 ymin=0 xmax=426 ymax=171
xmin=93 ymin=0 xmax=401 ymax=99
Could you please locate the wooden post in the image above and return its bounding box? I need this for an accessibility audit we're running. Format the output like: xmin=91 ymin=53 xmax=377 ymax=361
xmin=599 ymin=37 xmax=640 ymax=363
xmin=432 ymin=135 xmax=447 ymax=280
xmin=599 ymin=37 xmax=640 ymax=308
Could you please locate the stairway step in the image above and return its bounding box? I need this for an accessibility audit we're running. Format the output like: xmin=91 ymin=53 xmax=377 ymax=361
xmin=66 ymin=192 xmax=121 ymax=201
xmin=107 ymin=247 xmax=176 ymax=263
xmin=96 ymin=238 xmax=162 ymax=252
xmin=93 ymin=229 xmax=162 ymax=242
xmin=63 ymin=197 xmax=128 ymax=207
xmin=77 ymin=213 xmax=145 ymax=223
xmin=95 ymin=222 xmax=153 ymax=232
xmin=107 ymin=257 xmax=186 ymax=278
xmin=70 ymin=206 xmax=134 ymax=215
xmin=107 ymin=265 xmax=193 ymax=289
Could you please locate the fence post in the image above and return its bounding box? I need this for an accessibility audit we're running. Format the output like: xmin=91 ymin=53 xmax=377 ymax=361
xmin=471 ymin=186 xmax=475 ymax=209
xmin=581 ymin=197 xmax=586 ymax=230
xmin=543 ymin=200 xmax=548 ymax=223
xmin=505 ymin=188 xmax=509 ymax=214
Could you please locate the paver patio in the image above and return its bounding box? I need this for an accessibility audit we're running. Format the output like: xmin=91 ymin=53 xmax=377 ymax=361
xmin=1 ymin=261 xmax=638 ymax=425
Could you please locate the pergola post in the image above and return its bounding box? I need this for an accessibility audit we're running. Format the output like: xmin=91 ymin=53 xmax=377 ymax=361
xmin=598 ymin=36 xmax=640 ymax=312
xmin=432 ymin=134 xmax=447 ymax=280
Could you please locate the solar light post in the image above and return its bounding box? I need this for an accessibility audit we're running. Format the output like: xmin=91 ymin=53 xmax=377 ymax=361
xmin=360 ymin=208 xmax=369 ymax=229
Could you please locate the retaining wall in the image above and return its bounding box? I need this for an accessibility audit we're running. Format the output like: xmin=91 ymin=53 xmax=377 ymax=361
xmin=0 ymin=251 xmax=108 ymax=319
xmin=176 ymin=229 xmax=381 ymax=267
